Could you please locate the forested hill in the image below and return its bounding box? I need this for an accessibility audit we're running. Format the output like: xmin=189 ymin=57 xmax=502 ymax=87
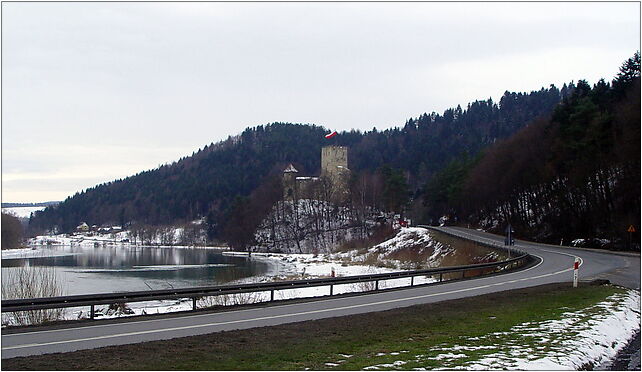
xmin=29 ymin=84 xmax=566 ymax=235
xmin=424 ymin=53 xmax=641 ymax=248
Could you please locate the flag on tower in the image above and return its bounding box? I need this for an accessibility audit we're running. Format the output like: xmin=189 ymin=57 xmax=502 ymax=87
xmin=325 ymin=131 xmax=338 ymax=139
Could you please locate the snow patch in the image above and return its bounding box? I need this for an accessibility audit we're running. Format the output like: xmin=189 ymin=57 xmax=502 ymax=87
xmin=2 ymin=206 xmax=45 ymax=218
xmin=422 ymin=289 xmax=640 ymax=370
xmin=364 ymin=360 xmax=408 ymax=370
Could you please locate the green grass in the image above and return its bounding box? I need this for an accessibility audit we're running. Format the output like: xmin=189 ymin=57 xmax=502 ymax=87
xmin=3 ymin=283 xmax=625 ymax=370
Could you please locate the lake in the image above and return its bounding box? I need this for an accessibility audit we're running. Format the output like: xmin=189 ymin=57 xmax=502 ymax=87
xmin=1 ymin=245 xmax=272 ymax=296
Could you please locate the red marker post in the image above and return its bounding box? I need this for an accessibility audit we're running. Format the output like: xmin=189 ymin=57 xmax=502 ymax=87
xmin=573 ymin=258 xmax=580 ymax=288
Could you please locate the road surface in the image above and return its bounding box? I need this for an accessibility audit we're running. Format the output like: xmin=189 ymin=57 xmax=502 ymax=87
xmin=2 ymin=227 xmax=639 ymax=359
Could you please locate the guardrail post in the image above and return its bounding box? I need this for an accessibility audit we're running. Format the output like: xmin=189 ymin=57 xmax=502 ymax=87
xmin=462 ymin=270 xmax=465 ymax=279
xmin=330 ymin=284 xmax=333 ymax=296
xmin=375 ymin=280 xmax=379 ymax=291
xmin=192 ymin=297 xmax=197 ymax=311
xmin=439 ymin=273 xmax=442 ymax=282
xmin=410 ymin=276 xmax=414 ymax=287
xmin=90 ymin=305 xmax=95 ymax=320
xmin=271 ymin=289 xmax=275 ymax=301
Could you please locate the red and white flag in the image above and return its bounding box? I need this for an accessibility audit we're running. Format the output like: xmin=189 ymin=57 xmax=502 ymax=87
xmin=324 ymin=131 xmax=338 ymax=139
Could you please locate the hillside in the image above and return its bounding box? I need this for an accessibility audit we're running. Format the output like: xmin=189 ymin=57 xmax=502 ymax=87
xmin=424 ymin=53 xmax=641 ymax=249
xmin=29 ymin=86 xmax=565 ymax=237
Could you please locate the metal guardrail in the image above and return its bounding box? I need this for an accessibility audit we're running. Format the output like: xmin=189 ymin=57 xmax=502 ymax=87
xmin=2 ymin=227 xmax=534 ymax=320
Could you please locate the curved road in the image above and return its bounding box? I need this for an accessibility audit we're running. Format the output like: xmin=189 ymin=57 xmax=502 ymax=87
xmin=2 ymin=227 xmax=639 ymax=359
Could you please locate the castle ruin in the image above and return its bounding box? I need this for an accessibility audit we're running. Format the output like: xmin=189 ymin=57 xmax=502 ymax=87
xmin=283 ymin=146 xmax=349 ymax=202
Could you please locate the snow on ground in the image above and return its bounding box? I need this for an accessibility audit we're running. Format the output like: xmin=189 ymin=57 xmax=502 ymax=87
xmin=355 ymin=289 xmax=640 ymax=371
xmin=28 ymin=233 xmax=130 ymax=246
xmin=371 ymin=227 xmax=435 ymax=253
xmin=367 ymin=227 xmax=453 ymax=268
xmin=570 ymin=238 xmax=612 ymax=249
xmin=1 ymin=206 xmax=45 ymax=218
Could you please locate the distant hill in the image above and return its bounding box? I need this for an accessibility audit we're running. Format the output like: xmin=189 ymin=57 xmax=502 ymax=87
xmin=2 ymin=201 xmax=60 ymax=208
xmin=29 ymin=85 xmax=565 ymax=236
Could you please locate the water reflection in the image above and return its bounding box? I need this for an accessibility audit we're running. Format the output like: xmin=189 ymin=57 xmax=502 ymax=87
xmin=1 ymin=245 xmax=269 ymax=295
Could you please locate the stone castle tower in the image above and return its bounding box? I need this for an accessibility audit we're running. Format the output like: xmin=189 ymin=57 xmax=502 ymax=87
xmin=283 ymin=146 xmax=350 ymax=202
xmin=282 ymin=163 xmax=299 ymax=199
xmin=321 ymin=145 xmax=350 ymax=202
xmin=321 ymin=146 xmax=348 ymax=178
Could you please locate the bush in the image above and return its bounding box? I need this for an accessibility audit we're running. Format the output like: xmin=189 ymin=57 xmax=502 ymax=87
xmin=2 ymin=265 xmax=66 ymax=326
xmin=198 ymin=292 xmax=263 ymax=308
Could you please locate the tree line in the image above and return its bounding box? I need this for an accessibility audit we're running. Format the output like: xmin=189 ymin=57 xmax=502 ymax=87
xmin=2 ymin=213 xmax=23 ymax=249
xmin=423 ymin=53 xmax=640 ymax=249
xmin=29 ymin=79 xmax=566 ymax=239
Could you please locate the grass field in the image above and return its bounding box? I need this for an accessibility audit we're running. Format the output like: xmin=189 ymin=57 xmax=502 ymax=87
xmin=2 ymin=282 xmax=629 ymax=370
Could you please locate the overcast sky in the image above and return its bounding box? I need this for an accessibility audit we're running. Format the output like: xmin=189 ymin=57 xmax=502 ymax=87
xmin=1 ymin=2 xmax=639 ymax=203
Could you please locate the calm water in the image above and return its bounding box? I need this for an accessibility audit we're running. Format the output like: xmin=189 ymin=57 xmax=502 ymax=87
xmin=1 ymin=245 xmax=271 ymax=296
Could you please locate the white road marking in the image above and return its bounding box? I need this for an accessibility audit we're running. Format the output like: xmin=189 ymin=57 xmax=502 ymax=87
xmin=2 ymin=260 xmax=571 ymax=351
xmin=539 ymin=248 xmax=584 ymax=267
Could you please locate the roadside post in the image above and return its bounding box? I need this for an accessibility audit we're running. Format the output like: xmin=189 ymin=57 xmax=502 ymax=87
xmin=505 ymin=224 xmax=514 ymax=258
xmin=573 ymin=258 xmax=580 ymax=288
xmin=504 ymin=224 xmax=514 ymax=246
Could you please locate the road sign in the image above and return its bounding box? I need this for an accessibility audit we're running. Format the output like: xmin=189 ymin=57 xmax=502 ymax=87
xmin=628 ymin=225 xmax=636 ymax=233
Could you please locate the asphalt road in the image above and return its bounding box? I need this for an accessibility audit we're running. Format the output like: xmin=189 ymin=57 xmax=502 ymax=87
xmin=2 ymin=227 xmax=639 ymax=359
